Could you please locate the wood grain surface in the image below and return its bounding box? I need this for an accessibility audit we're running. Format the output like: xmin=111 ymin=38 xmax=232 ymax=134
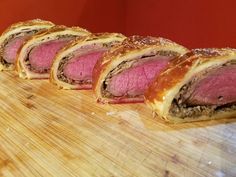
xmin=0 ymin=72 xmax=235 ymax=177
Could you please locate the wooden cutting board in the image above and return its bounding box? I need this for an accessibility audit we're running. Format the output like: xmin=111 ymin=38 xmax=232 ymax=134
xmin=0 ymin=71 xmax=235 ymax=177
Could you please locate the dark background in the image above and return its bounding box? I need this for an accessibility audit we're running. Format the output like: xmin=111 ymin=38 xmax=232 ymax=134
xmin=1 ymin=0 xmax=236 ymax=48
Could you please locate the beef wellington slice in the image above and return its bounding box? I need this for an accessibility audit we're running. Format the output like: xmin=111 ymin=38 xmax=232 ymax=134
xmin=145 ymin=48 xmax=236 ymax=123
xmin=93 ymin=35 xmax=189 ymax=103
xmin=50 ymin=33 xmax=126 ymax=89
xmin=0 ymin=19 xmax=54 ymax=71
xmin=16 ymin=25 xmax=90 ymax=79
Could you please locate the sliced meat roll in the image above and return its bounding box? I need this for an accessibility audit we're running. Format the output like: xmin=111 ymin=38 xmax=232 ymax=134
xmin=50 ymin=33 xmax=126 ymax=89
xmin=145 ymin=48 xmax=236 ymax=123
xmin=93 ymin=35 xmax=189 ymax=103
xmin=0 ymin=19 xmax=54 ymax=71
xmin=16 ymin=25 xmax=90 ymax=79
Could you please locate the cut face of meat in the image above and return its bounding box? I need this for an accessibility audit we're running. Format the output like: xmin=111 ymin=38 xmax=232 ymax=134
xmin=29 ymin=39 xmax=71 ymax=72
xmin=106 ymin=55 xmax=170 ymax=97
xmin=169 ymin=63 xmax=236 ymax=119
xmin=185 ymin=65 xmax=236 ymax=106
xmin=63 ymin=50 xmax=106 ymax=81
xmin=3 ymin=36 xmax=29 ymax=63
xmin=53 ymin=34 xmax=126 ymax=90
xmin=93 ymin=35 xmax=189 ymax=104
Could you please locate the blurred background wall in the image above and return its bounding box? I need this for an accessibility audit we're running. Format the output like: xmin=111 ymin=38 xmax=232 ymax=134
xmin=1 ymin=0 xmax=236 ymax=48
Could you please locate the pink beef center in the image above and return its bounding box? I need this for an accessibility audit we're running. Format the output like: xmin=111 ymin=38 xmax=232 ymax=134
xmin=29 ymin=39 xmax=71 ymax=71
xmin=186 ymin=65 xmax=236 ymax=106
xmin=107 ymin=56 xmax=170 ymax=97
xmin=3 ymin=36 xmax=28 ymax=63
xmin=63 ymin=50 xmax=106 ymax=81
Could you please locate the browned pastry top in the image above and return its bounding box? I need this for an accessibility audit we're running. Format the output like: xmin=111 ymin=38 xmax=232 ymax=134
xmin=0 ymin=19 xmax=54 ymax=36
xmin=60 ymin=32 xmax=125 ymax=52
xmin=23 ymin=25 xmax=90 ymax=39
xmin=145 ymin=48 xmax=236 ymax=102
xmin=102 ymin=35 xmax=181 ymax=61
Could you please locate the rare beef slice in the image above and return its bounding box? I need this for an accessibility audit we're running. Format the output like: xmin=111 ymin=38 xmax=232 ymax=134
xmin=145 ymin=48 xmax=236 ymax=123
xmin=92 ymin=35 xmax=189 ymax=103
xmin=0 ymin=19 xmax=54 ymax=70
xmin=50 ymin=33 xmax=126 ymax=89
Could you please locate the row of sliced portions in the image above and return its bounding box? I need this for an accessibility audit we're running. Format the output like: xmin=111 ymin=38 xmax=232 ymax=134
xmin=1 ymin=19 xmax=235 ymax=123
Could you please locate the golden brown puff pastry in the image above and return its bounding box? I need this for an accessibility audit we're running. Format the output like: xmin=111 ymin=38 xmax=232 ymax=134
xmin=50 ymin=33 xmax=126 ymax=89
xmin=0 ymin=19 xmax=54 ymax=71
xmin=145 ymin=48 xmax=236 ymax=123
xmin=16 ymin=25 xmax=90 ymax=79
xmin=92 ymin=35 xmax=189 ymax=103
